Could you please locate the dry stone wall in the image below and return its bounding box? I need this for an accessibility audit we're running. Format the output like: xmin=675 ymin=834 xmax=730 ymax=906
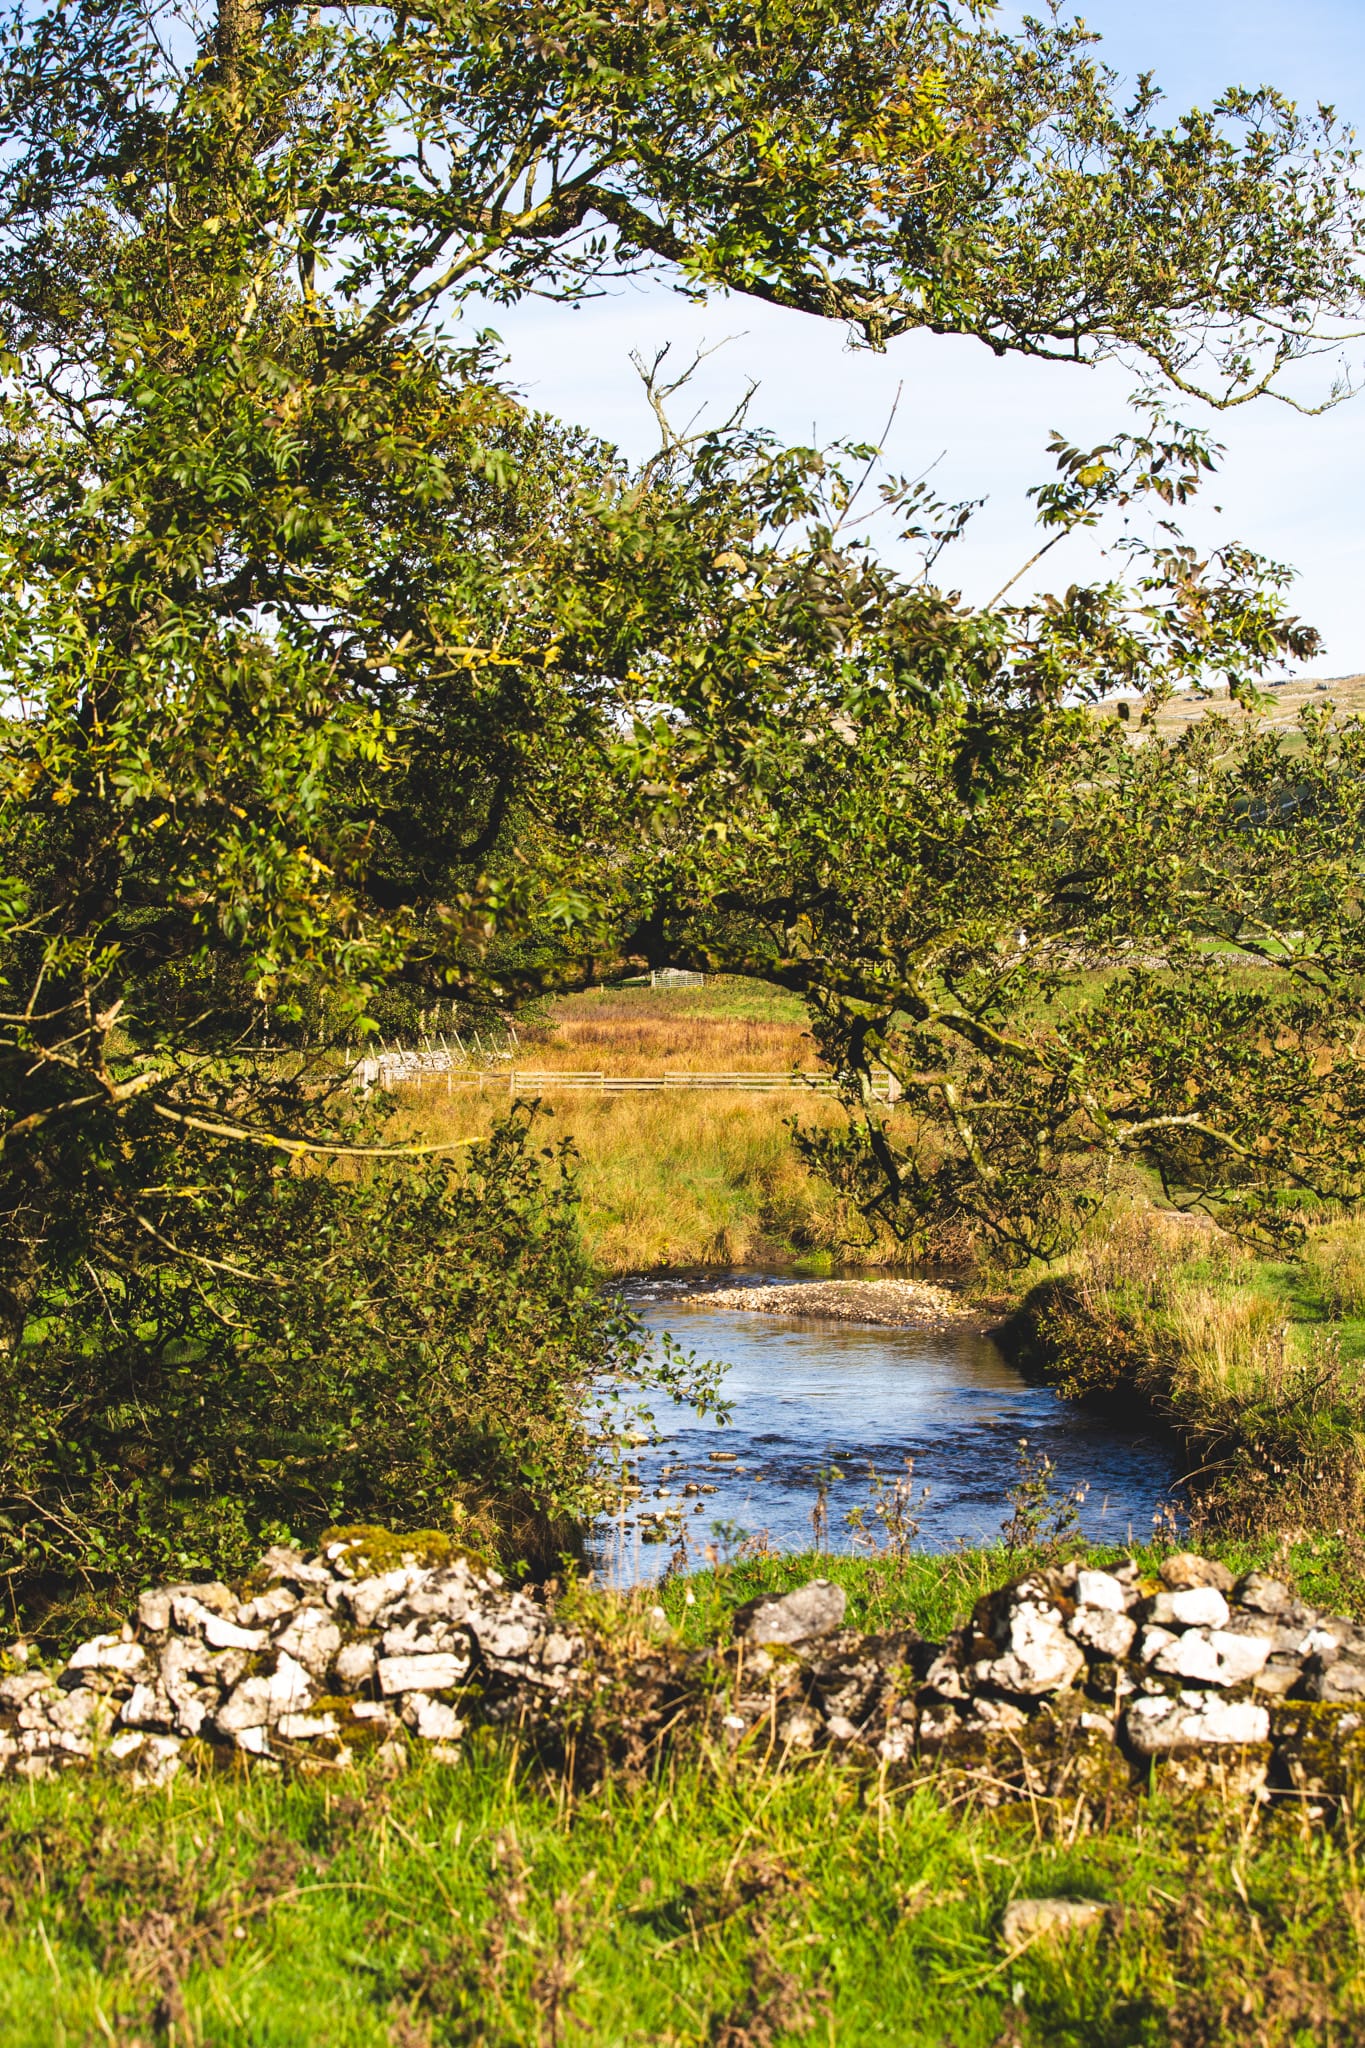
xmin=3 ymin=1537 xmax=1364 ymax=1814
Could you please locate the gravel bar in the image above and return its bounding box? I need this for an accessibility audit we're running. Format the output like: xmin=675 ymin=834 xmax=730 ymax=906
xmin=693 ymin=1277 xmax=977 ymax=1329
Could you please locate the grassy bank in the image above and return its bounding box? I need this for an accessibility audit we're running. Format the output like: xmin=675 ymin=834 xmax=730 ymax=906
xmin=1002 ymin=1207 xmax=1365 ymax=1544
xmin=398 ymin=1084 xmax=888 ymax=1274
xmin=7 ymin=1545 xmax=1365 ymax=2047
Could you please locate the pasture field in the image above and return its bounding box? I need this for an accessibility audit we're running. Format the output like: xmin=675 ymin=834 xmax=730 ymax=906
xmin=394 ymin=980 xmax=905 ymax=1274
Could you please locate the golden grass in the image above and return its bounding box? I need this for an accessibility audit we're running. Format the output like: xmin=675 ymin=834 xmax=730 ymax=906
xmin=398 ymin=1080 xmax=903 ymax=1273
xmin=1301 ymin=1218 xmax=1365 ymax=1320
xmin=516 ymin=1009 xmax=815 ymax=1074
xmin=1020 ymin=1204 xmax=1365 ymax=1533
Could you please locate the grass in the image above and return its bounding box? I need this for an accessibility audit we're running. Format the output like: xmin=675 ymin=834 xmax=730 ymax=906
xmin=1002 ymin=1206 xmax=1365 ymax=1540
xmin=8 ymin=1546 xmax=1365 ymax=2046
xmin=393 ymin=982 xmax=904 ymax=1274
xmin=398 ymin=1084 xmax=893 ymax=1274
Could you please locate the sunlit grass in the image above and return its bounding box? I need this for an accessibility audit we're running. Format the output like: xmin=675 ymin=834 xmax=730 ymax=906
xmin=397 ymin=1081 xmax=898 ymax=1274
xmin=7 ymin=1545 xmax=1365 ymax=2046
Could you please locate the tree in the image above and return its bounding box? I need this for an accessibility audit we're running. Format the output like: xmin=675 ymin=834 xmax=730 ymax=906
xmin=0 ymin=0 xmax=1362 ymax=1606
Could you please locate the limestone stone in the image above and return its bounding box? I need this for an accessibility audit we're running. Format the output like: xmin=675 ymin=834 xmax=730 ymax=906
xmin=159 ymin=1637 xmax=229 ymax=1736
xmin=276 ymin=1712 xmax=341 ymax=1741
xmin=1303 ymin=1621 xmax=1361 ymax=1659
xmin=1002 ymin=1898 xmax=1109 ymax=1948
xmin=267 ymin=1653 xmax=314 ymax=1718
xmin=401 ymin=1694 xmax=463 ymax=1742
xmin=259 ymin=1545 xmax=334 ymax=1592
xmin=1124 ymin=1692 xmax=1270 ymax=1756
xmin=1159 ymin=1554 xmax=1234 ymax=1594
xmin=68 ymin=1635 xmax=146 ymax=1677
xmin=119 ymin=1683 xmax=176 ymax=1730
xmin=348 ymin=1569 xmax=423 ymax=1630
xmin=1148 ymin=1587 xmax=1230 ymax=1630
xmin=1151 ymin=1628 xmax=1271 ymax=1687
xmin=334 ymin=1641 xmax=378 ymax=1690
xmin=169 ymin=1584 xmax=236 ymax=1628
xmin=216 ymin=1676 xmax=273 ymax=1734
xmin=202 ymin=1614 xmax=268 ymax=1652
xmin=1069 ymin=1607 xmax=1137 ymax=1661
xmin=381 ymin=1617 xmax=464 ymax=1657
xmin=1304 ymin=1657 xmax=1365 ymax=1703
xmin=0 ymin=1673 xmax=56 ymax=1708
xmin=878 ymin=1719 xmax=920 ymax=1762
xmin=236 ymin=1585 xmax=299 ymax=1628
xmin=349 ymin=1700 xmax=393 ymax=1728
xmin=130 ymin=1733 xmax=183 ymax=1786
xmin=919 ymin=1646 xmax=971 ymax=1701
xmin=734 ymin=1579 xmax=847 ymax=1647
xmin=1074 ymin=1570 xmax=1129 ymax=1614
xmin=377 ymin=1652 xmax=469 ymax=1696
xmin=401 ymin=1566 xmax=482 ymax=1622
xmin=972 ymin=1582 xmax=1085 ymax=1696
xmin=1235 ymin=1573 xmax=1293 ymax=1616
xmin=1252 ymin=1659 xmax=1303 ymax=1698
xmin=137 ymin=1588 xmax=175 ymax=1634
xmin=274 ymin=1606 xmax=342 ymax=1678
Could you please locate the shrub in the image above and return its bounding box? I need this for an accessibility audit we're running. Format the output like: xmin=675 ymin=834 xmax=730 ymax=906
xmin=0 ymin=1103 xmax=712 ymax=1637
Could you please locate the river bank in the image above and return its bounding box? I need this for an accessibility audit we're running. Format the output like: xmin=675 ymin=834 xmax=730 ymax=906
xmin=992 ymin=1206 xmax=1365 ymax=1549
xmin=601 ymin=1285 xmax=1175 ymax=1580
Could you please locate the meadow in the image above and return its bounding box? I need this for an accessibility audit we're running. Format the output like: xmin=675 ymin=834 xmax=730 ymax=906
xmin=394 ymin=982 xmax=907 ymax=1274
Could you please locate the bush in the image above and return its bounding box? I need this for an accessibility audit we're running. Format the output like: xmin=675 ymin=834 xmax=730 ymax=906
xmin=0 ymin=1102 xmax=708 ymax=1638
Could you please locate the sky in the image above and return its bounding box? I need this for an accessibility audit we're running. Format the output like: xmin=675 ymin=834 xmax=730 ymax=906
xmin=474 ymin=1 xmax=1365 ymax=675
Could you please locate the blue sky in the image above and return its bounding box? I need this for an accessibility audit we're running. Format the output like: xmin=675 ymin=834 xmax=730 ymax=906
xmin=477 ymin=2 xmax=1365 ymax=674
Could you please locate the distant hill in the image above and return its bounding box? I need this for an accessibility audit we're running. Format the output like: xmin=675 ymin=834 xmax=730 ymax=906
xmin=1113 ymin=671 xmax=1365 ymax=741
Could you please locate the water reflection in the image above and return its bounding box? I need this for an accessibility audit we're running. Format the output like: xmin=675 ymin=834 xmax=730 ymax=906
xmin=594 ymin=1282 xmax=1178 ymax=1585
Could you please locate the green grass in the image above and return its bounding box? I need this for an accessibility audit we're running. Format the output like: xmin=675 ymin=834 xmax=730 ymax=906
xmin=999 ymin=1206 xmax=1365 ymax=1539
xmin=8 ymin=1548 xmax=1365 ymax=2045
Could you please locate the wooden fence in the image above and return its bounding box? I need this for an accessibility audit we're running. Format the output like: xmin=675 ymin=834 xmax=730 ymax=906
xmin=352 ymin=1036 xmax=900 ymax=1101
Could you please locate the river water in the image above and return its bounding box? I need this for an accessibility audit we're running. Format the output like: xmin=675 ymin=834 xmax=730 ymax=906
xmin=594 ymin=1274 xmax=1178 ymax=1585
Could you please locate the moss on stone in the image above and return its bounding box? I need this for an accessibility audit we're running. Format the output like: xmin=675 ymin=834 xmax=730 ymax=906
xmin=317 ymin=1524 xmax=494 ymax=1576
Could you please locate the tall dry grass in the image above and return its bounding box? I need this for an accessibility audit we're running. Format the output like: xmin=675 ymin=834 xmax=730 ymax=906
xmin=396 ymin=1081 xmax=905 ymax=1273
xmin=517 ymin=1011 xmax=815 ymax=1074
xmin=1017 ymin=1205 xmax=1365 ymax=1534
xmin=1301 ymin=1218 xmax=1365 ymax=1319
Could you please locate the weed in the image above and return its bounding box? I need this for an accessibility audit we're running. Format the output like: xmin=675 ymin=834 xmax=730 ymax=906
xmin=844 ymin=1457 xmax=932 ymax=1562
xmin=1000 ymin=1440 xmax=1089 ymax=1559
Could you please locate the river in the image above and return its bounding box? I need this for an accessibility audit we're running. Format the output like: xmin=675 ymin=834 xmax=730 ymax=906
xmin=594 ymin=1274 xmax=1178 ymax=1584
